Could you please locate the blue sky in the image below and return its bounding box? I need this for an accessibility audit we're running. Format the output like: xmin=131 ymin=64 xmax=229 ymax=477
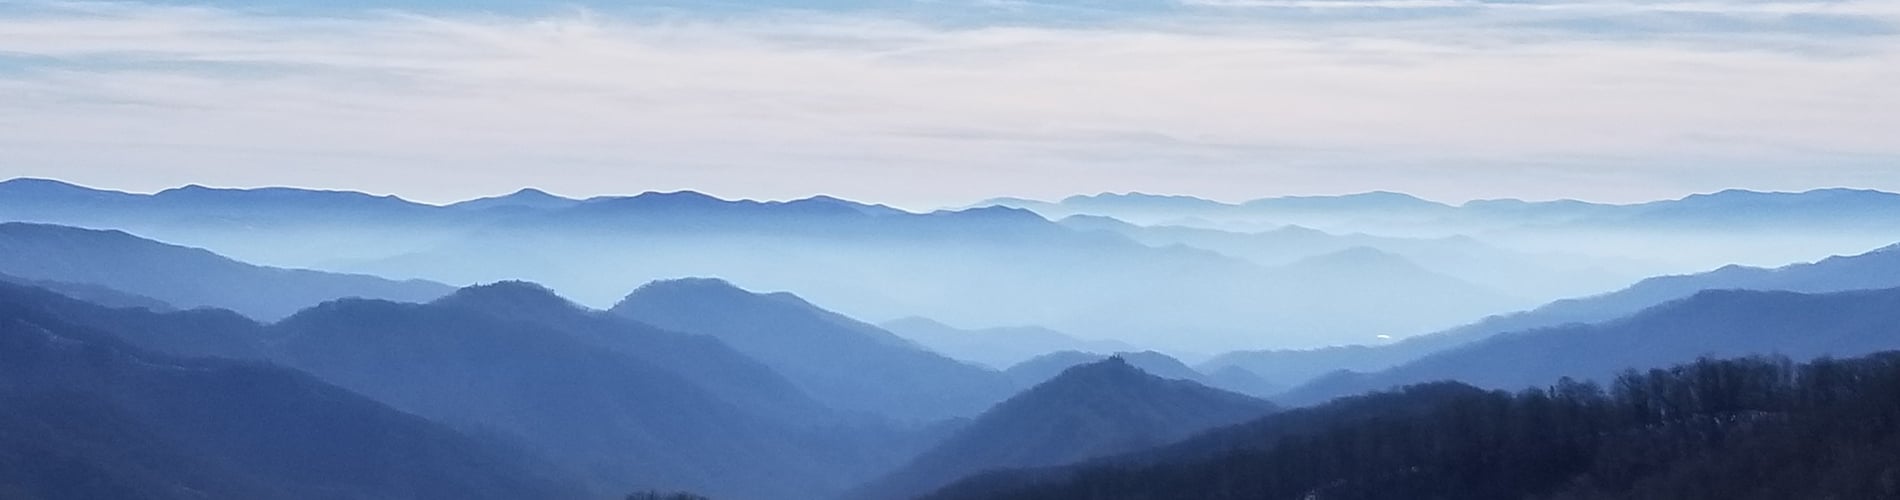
xmin=0 ymin=0 xmax=1895 ymax=207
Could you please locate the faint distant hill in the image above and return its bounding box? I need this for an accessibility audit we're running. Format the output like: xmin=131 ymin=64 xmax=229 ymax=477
xmin=880 ymin=316 xmax=1138 ymax=369
xmin=990 ymin=188 xmax=1900 ymax=232
xmin=446 ymin=187 xmax=583 ymax=212
xmin=0 ymin=222 xmax=454 ymax=321
xmin=0 ymin=177 xmax=462 ymax=265
xmin=0 ymin=284 xmax=587 ymax=500
xmin=846 ymin=357 xmax=1274 ymax=500
xmin=612 ymin=278 xmax=1017 ymax=422
xmin=1279 ymin=286 xmax=1900 ymax=406
xmin=1598 ymin=188 xmax=1900 ymax=229
xmin=1204 ymin=241 xmax=1900 ymax=390
xmin=1059 ymin=214 xmax=1639 ymax=300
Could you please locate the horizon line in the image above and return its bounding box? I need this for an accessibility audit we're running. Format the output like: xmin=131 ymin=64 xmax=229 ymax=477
xmin=2 ymin=175 xmax=1891 ymax=211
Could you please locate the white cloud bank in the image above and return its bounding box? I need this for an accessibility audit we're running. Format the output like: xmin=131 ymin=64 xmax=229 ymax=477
xmin=0 ymin=0 xmax=1895 ymax=206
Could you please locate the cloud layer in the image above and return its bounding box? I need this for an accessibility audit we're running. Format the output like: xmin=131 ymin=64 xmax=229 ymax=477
xmin=0 ymin=0 xmax=1895 ymax=206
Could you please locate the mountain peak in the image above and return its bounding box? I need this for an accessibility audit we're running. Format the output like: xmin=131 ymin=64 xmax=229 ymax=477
xmin=1058 ymin=192 xmax=1231 ymax=210
xmin=0 ymin=177 xmax=130 ymax=201
xmin=849 ymin=348 xmax=1271 ymax=500
xmin=447 ymin=187 xmax=579 ymax=211
xmin=0 ymin=177 xmax=90 ymax=191
xmin=1040 ymin=355 xmax=1155 ymax=389
xmin=623 ymin=277 xmax=746 ymax=298
xmin=435 ymin=280 xmax=576 ymax=312
xmin=1244 ymin=191 xmax=1448 ymax=211
xmin=496 ymin=188 xmax=560 ymax=200
xmin=930 ymin=205 xmax=1047 ymax=223
xmin=614 ymin=277 xmax=789 ymax=316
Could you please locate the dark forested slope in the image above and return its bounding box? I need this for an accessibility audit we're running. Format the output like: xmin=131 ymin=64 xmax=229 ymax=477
xmin=930 ymin=353 xmax=1900 ymax=500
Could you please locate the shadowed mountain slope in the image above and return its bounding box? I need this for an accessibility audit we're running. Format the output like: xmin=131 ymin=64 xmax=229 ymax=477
xmin=0 ymin=288 xmax=587 ymax=500
xmin=612 ymin=278 xmax=1018 ymax=422
xmin=1205 ymin=241 xmax=1900 ymax=389
xmin=0 ymin=222 xmax=454 ymax=321
xmin=849 ymin=357 xmax=1274 ymax=500
xmin=1278 ymin=286 xmax=1900 ymax=406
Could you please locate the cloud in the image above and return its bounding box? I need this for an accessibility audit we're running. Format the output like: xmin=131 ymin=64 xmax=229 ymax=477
xmin=0 ymin=0 xmax=1894 ymax=206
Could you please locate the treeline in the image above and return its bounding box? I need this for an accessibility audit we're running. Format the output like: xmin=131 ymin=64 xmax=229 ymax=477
xmin=927 ymin=352 xmax=1900 ymax=500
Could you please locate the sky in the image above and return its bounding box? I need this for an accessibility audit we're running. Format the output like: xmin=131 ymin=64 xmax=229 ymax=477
xmin=0 ymin=0 xmax=1896 ymax=209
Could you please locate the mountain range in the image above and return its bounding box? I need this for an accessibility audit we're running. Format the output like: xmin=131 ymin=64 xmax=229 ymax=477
xmin=926 ymin=352 xmax=1900 ymax=500
xmin=1201 ymin=241 xmax=1900 ymax=390
xmin=0 ymin=178 xmax=1542 ymax=351
xmin=988 ymin=188 xmax=1900 ymax=232
xmin=9 ymin=177 xmax=1900 ymax=500
xmin=0 ymin=283 xmax=587 ymax=500
xmin=996 ymin=189 xmax=1900 ymax=273
xmin=1278 ymin=286 xmax=1900 ymax=406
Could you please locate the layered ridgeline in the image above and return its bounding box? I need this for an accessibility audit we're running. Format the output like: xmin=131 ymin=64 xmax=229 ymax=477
xmin=927 ymin=352 xmax=1900 ymax=500
xmin=879 ymin=316 xmax=1138 ymax=369
xmin=269 ymin=294 xmax=867 ymax=500
xmin=993 ymin=188 xmax=1900 ymax=235
xmin=0 ymin=271 xmax=174 ymax=312
xmin=1278 ymin=286 xmax=1900 ymax=406
xmin=849 ymin=358 xmax=1275 ymax=500
xmin=0 ymin=179 xmax=1528 ymax=352
xmin=612 ymin=278 xmax=1017 ymax=422
xmin=1002 ymin=189 xmax=1900 ymax=292
xmin=1057 ymin=215 xmax=1637 ymax=301
xmin=0 ymin=222 xmax=452 ymax=320
xmin=1203 ymin=241 xmax=1900 ymax=390
xmin=0 ymin=282 xmax=586 ymax=500
xmin=0 ymin=276 xmax=934 ymax=500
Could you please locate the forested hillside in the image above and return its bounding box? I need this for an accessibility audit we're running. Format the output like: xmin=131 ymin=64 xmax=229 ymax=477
xmin=930 ymin=352 xmax=1900 ymax=500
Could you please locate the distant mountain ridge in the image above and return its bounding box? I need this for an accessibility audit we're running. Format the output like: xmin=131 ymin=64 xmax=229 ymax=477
xmin=0 ymin=222 xmax=454 ymax=321
xmin=986 ymin=187 xmax=1900 ymax=221
xmin=1203 ymin=240 xmax=1900 ymax=390
xmin=612 ymin=278 xmax=1017 ymax=422
xmin=1278 ymin=286 xmax=1900 ymax=406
